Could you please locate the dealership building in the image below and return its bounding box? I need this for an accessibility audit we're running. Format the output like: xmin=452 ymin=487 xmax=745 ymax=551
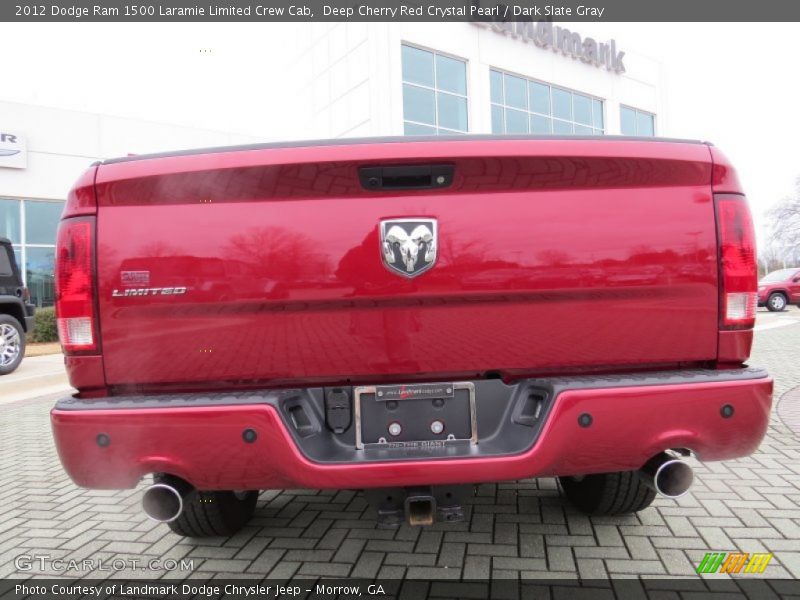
xmin=290 ymin=22 xmax=666 ymax=139
xmin=0 ymin=22 xmax=665 ymax=308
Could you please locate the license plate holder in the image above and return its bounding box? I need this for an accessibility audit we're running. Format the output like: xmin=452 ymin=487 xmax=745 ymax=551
xmin=354 ymin=382 xmax=477 ymax=450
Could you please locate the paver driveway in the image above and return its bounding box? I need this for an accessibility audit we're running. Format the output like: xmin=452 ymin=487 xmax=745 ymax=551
xmin=1 ymin=311 xmax=799 ymax=582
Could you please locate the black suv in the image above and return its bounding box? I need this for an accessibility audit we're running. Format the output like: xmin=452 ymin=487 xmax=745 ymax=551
xmin=0 ymin=237 xmax=35 ymax=374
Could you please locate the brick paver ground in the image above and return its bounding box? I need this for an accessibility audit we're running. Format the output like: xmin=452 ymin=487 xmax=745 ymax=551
xmin=1 ymin=311 xmax=799 ymax=582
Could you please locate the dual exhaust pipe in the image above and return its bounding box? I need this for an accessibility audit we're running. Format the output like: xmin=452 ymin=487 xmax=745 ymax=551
xmin=141 ymin=453 xmax=694 ymax=523
xmin=638 ymin=452 xmax=695 ymax=498
xmin=141 ymin=479 xmax=189 ymax=523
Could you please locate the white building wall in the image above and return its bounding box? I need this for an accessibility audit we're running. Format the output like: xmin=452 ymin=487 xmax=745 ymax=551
xmin=0 ymin=100 xmax=263 ymax=201
xmin=289 ymin=22 xmax=666 ymax=140
xmin=287 ymin=23 xmax=378 ymax=139
xmin=0 ymin=101 xmax=266 ymax=303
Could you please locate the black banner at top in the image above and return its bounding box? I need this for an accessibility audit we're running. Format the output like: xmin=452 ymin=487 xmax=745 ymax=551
xmin=4 ymin=0 xmax=800 ymax=22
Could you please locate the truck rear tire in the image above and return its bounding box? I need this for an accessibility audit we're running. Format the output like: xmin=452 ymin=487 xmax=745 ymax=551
xmin=766 ymin=292 xmax=787 ymax=312
xmin=558 ymin=471 xmax=656 ymax=516
xmin=156 ymin=477 xmax=259 ymax=537
xmin=0 ymin=315 xmax=25 ymax=376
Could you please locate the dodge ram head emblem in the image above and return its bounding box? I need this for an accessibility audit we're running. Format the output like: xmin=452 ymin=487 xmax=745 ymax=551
xmin=380 ymin=218 xmax=438 ymax=278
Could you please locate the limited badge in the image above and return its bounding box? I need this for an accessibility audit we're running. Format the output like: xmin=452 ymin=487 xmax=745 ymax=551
xmin=379 ymin=218 xmax=437 ymax=278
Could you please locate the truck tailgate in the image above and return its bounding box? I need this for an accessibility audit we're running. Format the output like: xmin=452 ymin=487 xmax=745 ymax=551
xmin=94 ymin=138 xmax=717 ymax=386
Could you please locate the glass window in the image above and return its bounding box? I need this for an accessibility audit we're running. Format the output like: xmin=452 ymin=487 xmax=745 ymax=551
xmin=0 ymin=246 xmax=12 ymax=276
xmin=529 ymin=82 xmax=550 ymax=115
xmin=403 ymin=84 xmax=435 ymax=125
xmin=26 ymin=246 xmax=56 ymax=307
xmin=592 ymin=99 xmax=604 ymax=129
xmin=437 ymin=93 xmax=468 ymax=131
xmin=491 ymin=69 xmax=604 ymax=137
xmin=436 ymin=54 xmax=466 ymax=95
xmin=25 ymin=201 xmax=62 ymax=245
xmin=491 ymin=105 xmax=504 ymax=133
xmin=506 ymin=109 xmax=528 ymax=134
xmin=402 ymin=45 xmax=468 ymax=134
xmin=573 ymin=95 xmax=592 ymax=126
xmin=0 ymin=199 xmax=21 ymax=243
xmin=553 ymin=120 xmax=573 ymax=134
xmin=761 ymin=268 xmax=799 ymax=283
xmin=0 ymin=199 xmax=61 ymax=304
xmin=401 ymin=45 xmax=434 ymax=87
xmin=530 ymin=114 xmax=551 ymax=134
xmin=637 ymin=111 xmax=655 ymax=136
xmin=404 ymin=122 xmax=436 ymax=136
xmin=504 ymin=74 xmax=527 ymax=110
xmin=490 ymin=70 xmax=503 ymax=104
xmin=552 ymin=88 xmax=572 ymax=121
xmin=620 ymin=106 xmax=637 ymax=135
xmin=621 ymin=106 xmax=656 ymax=136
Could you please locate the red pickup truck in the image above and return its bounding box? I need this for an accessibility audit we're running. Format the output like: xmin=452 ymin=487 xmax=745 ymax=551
xmin=52 ymin=136 xmax=772 ymax=536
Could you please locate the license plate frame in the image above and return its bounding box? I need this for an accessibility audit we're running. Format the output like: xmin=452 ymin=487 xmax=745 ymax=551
xmin=353 ymin=382 xmax=478 ymax=450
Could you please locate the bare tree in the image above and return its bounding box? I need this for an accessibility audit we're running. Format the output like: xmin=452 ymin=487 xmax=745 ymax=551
xmin=759 ymin=238 xmax=787 ymax=277
xmin=764 ymin=178 xmax=800 ymax=268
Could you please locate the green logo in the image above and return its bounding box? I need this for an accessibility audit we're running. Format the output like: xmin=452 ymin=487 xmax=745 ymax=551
xmin=696 ymin=552 xmax=773 ymax=574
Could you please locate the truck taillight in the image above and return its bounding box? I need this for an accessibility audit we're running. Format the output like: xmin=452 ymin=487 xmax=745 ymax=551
xmin=715 ymin=194 xmax=757 ymax=329
xmin=55 ymin=217 xmax=97 ymax=352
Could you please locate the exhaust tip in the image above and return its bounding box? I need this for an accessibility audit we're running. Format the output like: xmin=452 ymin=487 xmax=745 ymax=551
xmin=142 ymin=483 xmax=184 ymax=523
xmin=653 ymin=459 xmax=694 ymax=498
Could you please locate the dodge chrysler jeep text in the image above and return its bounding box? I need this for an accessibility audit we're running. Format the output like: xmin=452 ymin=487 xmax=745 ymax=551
xmin=51 ymin=136 xmax=772 ymax=536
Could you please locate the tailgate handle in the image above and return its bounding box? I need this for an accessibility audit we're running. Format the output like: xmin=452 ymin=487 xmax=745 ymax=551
xmin=359 ymin=164 xmax=454 ymax=191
